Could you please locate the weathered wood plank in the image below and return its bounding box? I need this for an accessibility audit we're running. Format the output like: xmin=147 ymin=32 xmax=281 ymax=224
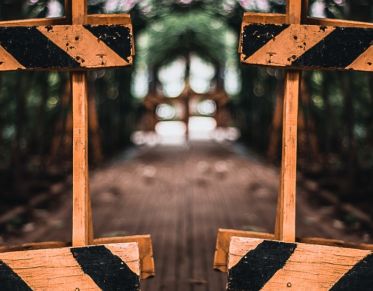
xmin=213 ymin=229 xmax=274 ymax=272
xmin=0 ymin=24 xmax=133 ymax=71
xmin=274 ymin=0 xmax=303 ymax=243
xmin=242 ymin=12 xmax=373 ymax=29
xmin=95 ymin=235 xmax=155 ymax=279
xmin=213 ymin=229 xmax=373 ymax=273
xmin=240 ymin=23 xmax=373 ymax=72
xmin=72 ymin=72 xmax=92 ymax=247
xmin=0 ymin=242 xmax=140 ymax=290
xmin=0 ymin=235 xmax=155 ymax=279
xmin=0 ymin=17 xmax=67 ymax=27
xmin=228 ymin=237 xmax=373 ymax=291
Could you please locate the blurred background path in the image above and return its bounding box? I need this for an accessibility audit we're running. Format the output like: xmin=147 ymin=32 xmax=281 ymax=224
xmin=3 ymin=141 xmax=368 ymax=291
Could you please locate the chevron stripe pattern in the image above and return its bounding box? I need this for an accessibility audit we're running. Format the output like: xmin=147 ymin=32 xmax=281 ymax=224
xmin=228 ymin=237 xmax=373 ymax=291
xmin=0 ymin=24 xmax=133 ymax=71
xmin=240 ymin=23 xmax=373 ymax=72
xmin=0 ymin=242 xmax=140 ymax=290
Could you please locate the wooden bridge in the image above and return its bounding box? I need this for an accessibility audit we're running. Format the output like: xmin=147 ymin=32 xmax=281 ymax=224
xmin=3 ymin=141 xmax=366 ymax=290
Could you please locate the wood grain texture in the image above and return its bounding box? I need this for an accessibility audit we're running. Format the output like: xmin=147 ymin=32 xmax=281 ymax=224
xmin=0 ymin=24 xmax=133 ymax=71
xmin=0 ymin=235 xmax=155 ymax=279
xmin=228 ymin=237 xmax=373 ymax=291
xmin=213 ymin=229 xmax=274 ymax=272
xmin=242 ymin=12 xmax=373 ymax=29
xmin=0 ymin=242 xmax=140 ymax=290
xmin=213 ymin=229 xmax=373 ymax=273
xmin=95 ymin=235 xmax=155 ymax=279
xmin=240 ymin=23 xmax=373 ymax=72
xmin=72 ymin=72 xmax=91 ymax=247
xmin=274 ymin=0 xmax=303 ymax=243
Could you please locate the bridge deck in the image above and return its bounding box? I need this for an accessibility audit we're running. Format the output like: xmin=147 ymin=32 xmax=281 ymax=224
xmin=3 ymin=142 xmax=366 ymax=291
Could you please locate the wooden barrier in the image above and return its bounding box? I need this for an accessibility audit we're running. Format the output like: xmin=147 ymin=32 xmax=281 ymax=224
xmin=0 ymin=1 xmax=154 ymax=288
xmin=215 ymin=0 xmax=373 ymax=289
xmin=240 ymin=23 xmax=373 ymax=72
xmin=0 ymin=24 xmax=133 ymax=71
xmin=228 ymin=237 xmax=373 ymax=291
xmin=0 ymin=242 xmax=140 ymax=290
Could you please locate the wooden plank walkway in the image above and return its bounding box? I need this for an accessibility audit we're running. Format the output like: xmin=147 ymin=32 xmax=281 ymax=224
xmin=2 ymin=141 xmax=368 ymax=290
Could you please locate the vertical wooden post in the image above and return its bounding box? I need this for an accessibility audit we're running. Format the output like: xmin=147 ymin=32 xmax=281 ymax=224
xmin=274 ymin=0 xmax=307 ymax=242
xmin=69 ymin=0 xmax=94 ymax=247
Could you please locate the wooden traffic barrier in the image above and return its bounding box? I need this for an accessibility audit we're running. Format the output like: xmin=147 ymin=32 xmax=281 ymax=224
xmin=214 ymin=1 xmax=373 ymax=288
xmin=0 ymin=235 xmax=155 ymax=280
xmin=240 ymin=23 xmax=373 ymax=72
xmin=213 ymin=229 xmax=373 ymax=274
xmin=0 ymin=1 xmax=155 ymax=288
xmin=0 ymin=24 xmax=133 ymax=71
xmin=0 ymin=242 xmax=140 ymax=290
xmin=227 ymin=237 xmax=373 ymax=291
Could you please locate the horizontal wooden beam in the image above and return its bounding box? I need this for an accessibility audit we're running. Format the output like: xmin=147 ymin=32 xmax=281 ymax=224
xmin=0 ymin=24 xmax=133 ymax=71
xmin=0 ymin=17 xmax=67 ymax=27
xmin=86 ymin=14 xmax=131 ymax=25
xmin=228 ymin=237 xmax=373 ymax=290
xmin=0 ymin=242 xmax=140 ymax=290
xmin=0 ymin=235 xmax=155 ymax=280
xmin=240 ymin=23 xmax=373 ymax=72
xmin=243 ymin=12 xmax=373 ymax=28
xmin=213 ymin=229 xmax=373 ymax=273
xmin=307 ymin=16 xmax=373 ymax=29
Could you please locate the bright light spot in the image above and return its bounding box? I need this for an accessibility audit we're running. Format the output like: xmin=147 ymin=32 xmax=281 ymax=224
xmin=225 ymin=67 xmax=241 ymax=95
xmin=47 ymin=0 xmax=63 ymax=17
xmin=197 ymin=100 xmax=216 ymax=116
xmin=310 ymin=0 xmax=326 ymax=17
xmin=132 ymin=67 xmax=149 ymax=99
xmin=189 ymin=117 xmax=216 ymax=140
xmin=156 ymin=104 xmax=176 ymax=120
xmin=163 ymin=82 xmax=185 ymax=98
xmin=190 ymin=55 xmax=215 ymax=94
xmin=190 ymin=77 xmax=210 ymax=93
xmin=158 ymin=59 xmax=185 ymax=97
xmin=155 ymin=121 xmax=186 ymax=145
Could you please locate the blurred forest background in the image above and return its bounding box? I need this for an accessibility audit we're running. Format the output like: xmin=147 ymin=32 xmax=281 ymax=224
xmin=0 ymin=0 xmax=372 ymax=226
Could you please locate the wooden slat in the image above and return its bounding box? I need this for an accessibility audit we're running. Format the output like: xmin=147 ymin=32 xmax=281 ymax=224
xmin=242 ymin=12 xmax=373 ymax=29
xmin=213 ymin=229 xmax=274 ymax=272
xmin=0 ymin=17 xmax=67 ymax=27
xmin=0 ymin=25 xmax=133 ymax=71
xmin=94 ymin=235 xmax=155 ymax=279
xmin=213 ymin=229 xmax=373 ymax=273
xmin=86 ymin=14 xmax=131 ymax=25
xmin=72 ymin=72 xmax=91 ymax=247
xmin=307 ymin=16 xmax=373 ymax=29
xmin=0 ymin=235 xmax=155 ymax=279
xmin=240 ymin=23 xmax=373 ymax=72
xmin=228 ymin=237 xmax=373 ymax=291
xmin=274 ymin=0 xmax=303 ymax=243
xmin=0 ymin=242 xmax=140 ymax=290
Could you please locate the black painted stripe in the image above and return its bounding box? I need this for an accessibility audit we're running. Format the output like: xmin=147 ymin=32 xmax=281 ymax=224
xmin=0 ymin=27 xmax=80 ymax=69
xmin=242 ymin=24 xmax=289 ymax=60
xmin=330 ymin=253 xmax=373 ymax=291
xmin=71 ymin=245 xmax=140 ymax=291
xmin=227 ymin=240 xmax=296 ymax=291
xmin=84 ymin=25 xmax=132 ymax=63
xmin=0 ymin=260 xmax=32 ymax=291
xmin=293 ymin=27 xmax=373 ymax=69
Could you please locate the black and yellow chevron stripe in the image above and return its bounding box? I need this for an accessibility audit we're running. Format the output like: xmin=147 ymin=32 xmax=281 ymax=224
xmin=0 ymin=243 xmax=140 ymax=290
xmin=228 ymin=237 xmax=373 ymax=291
xmin=240 ymin=23 xmax=373 ymax=72
xmin=0 ymin=24 xmax=133 ymax=71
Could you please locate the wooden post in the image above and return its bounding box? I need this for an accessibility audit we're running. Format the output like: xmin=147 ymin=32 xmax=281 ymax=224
xmin=70 ymin=0 xmax=94 ymax=247
xmin=274 ymin=0 xmax=307 ymax=242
